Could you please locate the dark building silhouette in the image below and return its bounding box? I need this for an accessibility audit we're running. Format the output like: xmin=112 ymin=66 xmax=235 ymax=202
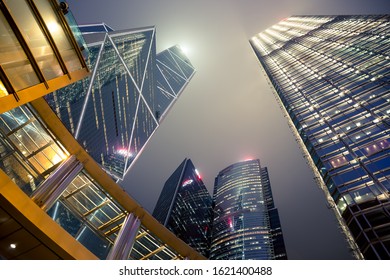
xmin=153 ymin=158 xmax=213 ymax=257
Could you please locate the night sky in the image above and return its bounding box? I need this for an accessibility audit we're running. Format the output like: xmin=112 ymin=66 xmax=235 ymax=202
xmin=67 ymin=0 xmax=390 ymax=259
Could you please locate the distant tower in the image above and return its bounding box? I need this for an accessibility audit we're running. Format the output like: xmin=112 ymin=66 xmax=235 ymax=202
xmin=153 ymin=158 xmax=213 ymax=257
xmin=210 ymin=159 xmax=287 ymax=260
xmin=45 ymin=24 xmax=195 ymax=180
xmin=250 ymin=15 xmax=390 ymax=259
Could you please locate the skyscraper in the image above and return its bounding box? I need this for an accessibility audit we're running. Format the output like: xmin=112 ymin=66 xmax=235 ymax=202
xmin=153 ymin=158 xmax=213 ymax=257
xmin=250 ymin=15 xmax=390 ymax=259
xmin=45 ymin=24 xmax=195 ymax=180
xmin=210 ymin=159 xmax=287 ymax=260
xmin=0 ymin=0 xmax=203 ymax=260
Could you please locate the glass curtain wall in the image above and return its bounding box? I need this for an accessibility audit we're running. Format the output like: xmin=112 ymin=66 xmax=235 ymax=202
xmin=250 ymin=15 xmax=390 ymax=259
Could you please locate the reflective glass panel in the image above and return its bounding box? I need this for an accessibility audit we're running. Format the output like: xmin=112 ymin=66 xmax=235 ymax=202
xmin=4 ymin=0 xmax=63 ymax=80
xmin=0 ymin=105 xmax=68 ymax=190
xmin=0 ymin=9 xmax=39 ymax=91
xmin=34 ymin=0 xmax=82 ymax=72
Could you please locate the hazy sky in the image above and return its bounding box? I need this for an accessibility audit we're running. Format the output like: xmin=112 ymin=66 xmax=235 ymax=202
xmin=67 ymin=0 xmax=390 ymax=259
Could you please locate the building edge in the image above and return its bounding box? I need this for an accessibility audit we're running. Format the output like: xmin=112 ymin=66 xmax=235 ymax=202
xmin=249 ymin=40 xmax=364 ymax=260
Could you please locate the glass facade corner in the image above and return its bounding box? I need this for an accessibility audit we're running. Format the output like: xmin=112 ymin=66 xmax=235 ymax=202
xmin=78 ymin=23 xmax=115 ymax=34
xmin=250 ymin=15 xmax=390 ymax=259
xmin=155 ymin=45 xmax=196 ymax=121
xmin=156 ymin=45 xmax=195 ymax=94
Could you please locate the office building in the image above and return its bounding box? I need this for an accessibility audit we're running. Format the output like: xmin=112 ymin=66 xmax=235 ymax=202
xmin=0 ymin=0 xmax=203 ymax=260
xmin=45 ymin=24 xmax=195 ymax=180
xmin=250 ymin=15 xmax=390 ymax=259
xmin=153 ymin=158 xmax=213 ymax=257
xmin=210 ymin=159 xmax=287 ymax=260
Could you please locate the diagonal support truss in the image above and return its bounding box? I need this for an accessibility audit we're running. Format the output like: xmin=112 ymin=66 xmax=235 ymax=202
xmin=107 ymin=34 xmax=159 ymax=126
xmin=167 ymin=49 xmax=188 ymax=79
xmin=156 ymin=64 xmax=177 ymax=97
xmin=75 ymin=34 xmax=108 ymax=139
xmin=156 ymin=59 xmax=187 ymax=81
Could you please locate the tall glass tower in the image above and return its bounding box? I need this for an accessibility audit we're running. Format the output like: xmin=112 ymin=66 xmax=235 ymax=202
xmin=250 ymin=15 xmax=390 ymax=259
xmin=153 ymin=158 xmax=213 ymax=257
xmin=45 ymin=25 xmax=195 ymax=180
xmin=210 ymin=159 xmax=287 ymax=260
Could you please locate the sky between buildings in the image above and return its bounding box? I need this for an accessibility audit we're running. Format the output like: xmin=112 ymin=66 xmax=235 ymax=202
xmin=67 ymin=0 xmax=390 ymax=259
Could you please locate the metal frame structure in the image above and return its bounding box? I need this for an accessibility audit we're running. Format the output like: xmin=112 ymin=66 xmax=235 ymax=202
xmin=29 ymin=97 xmax=205 ymax=259
xmin=0 ymin=2 xmax=202 ymax=260
xmin=0 ymin=0 xmax=89 ymax=114
xmin=55 ymin=25 xmax=196 ymax=181
xmin=0 ymin=98 xmax=205 ymax=260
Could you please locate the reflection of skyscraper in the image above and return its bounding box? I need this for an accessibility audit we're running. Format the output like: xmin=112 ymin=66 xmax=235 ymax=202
xmin=250 ymin=15 xmax=390 ymax=259
xmin=210 ymin=159 xmax=287 ymax=260
xmin=45 ymin=25 xmax=195 ymax=180
xmin=153 ymin=158 xmax=213 ymax=257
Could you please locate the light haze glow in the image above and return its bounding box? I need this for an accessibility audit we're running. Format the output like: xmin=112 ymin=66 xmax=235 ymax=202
xmin=67 ymin=0 xmax=390 ymax=259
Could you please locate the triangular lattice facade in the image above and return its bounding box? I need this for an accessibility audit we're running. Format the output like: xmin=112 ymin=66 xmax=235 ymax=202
xmin=46 ymin=26 xmax=195 ymax=180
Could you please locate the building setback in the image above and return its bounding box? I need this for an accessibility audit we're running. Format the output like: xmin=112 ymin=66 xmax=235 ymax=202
xmin=250 ymin=15 xmax=390 ymax=259
xmin=153 ymin=158 xmax=213 ymax=257
xmin=210 ymin=159 xmax=287 ymax=260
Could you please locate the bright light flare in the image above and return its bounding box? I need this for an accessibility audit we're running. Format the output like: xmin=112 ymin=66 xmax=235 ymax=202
xmin=228 ymin=218 xmax=234 ymax=229
xmin=0 ymin=81 xmax=8 ymax=96
xmin=47 ymin=21 xmax=60 ymax=33
xmin=116 ymin=148 xmax=133 ymax=157
xmin=195 ymin=169 xmax=202 ymax=179
xmin=178 ymin=44 xmax=190 ymax=55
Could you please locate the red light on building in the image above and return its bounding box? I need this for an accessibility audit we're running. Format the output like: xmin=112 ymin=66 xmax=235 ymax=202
xmin=195 ymin=169 xmax=202 ymax=180
xmin=182 ymin=179 xmax=193 ymax=187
